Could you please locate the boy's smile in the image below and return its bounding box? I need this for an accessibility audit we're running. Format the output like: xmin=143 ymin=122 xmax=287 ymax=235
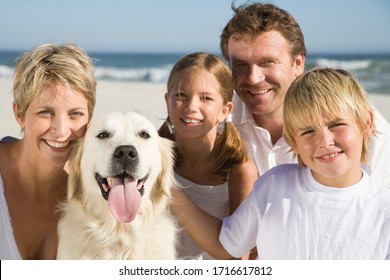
xmin=293 ymin=119 xmax=364 ymax=188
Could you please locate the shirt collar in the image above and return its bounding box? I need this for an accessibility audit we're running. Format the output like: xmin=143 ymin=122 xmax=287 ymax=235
xmin=232 ymin=92 xmax=255 ymax=125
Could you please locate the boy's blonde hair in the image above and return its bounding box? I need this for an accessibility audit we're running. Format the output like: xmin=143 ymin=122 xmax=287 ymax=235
xmin=283 ymin=68 xmax=375 ymax=166
xmin=159 ymin=52 xmax=248 ymax=180
xmin=13 ymin=43 xmax=96 ymax=121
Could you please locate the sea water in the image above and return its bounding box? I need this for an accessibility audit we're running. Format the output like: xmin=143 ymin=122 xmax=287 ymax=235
xmin=1 ymin=51 xmax=389 ymax=94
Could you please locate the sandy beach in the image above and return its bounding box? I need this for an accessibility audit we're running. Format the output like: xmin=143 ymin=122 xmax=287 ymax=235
xmin=1 ymin=77 xmax=390 ymax=138
xmin=0 ymin=78 xmax=168 ymax=138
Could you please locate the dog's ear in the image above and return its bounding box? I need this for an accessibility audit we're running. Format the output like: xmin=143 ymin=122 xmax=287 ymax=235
xmin=152 ymin=137 xmax=177 ymax=206
xmin=67 ymin=137 xmax=85 ymax=201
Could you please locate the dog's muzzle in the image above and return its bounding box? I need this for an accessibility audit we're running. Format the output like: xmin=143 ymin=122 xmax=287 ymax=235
xmin=95 ymin=173 xmax=145 ymax=200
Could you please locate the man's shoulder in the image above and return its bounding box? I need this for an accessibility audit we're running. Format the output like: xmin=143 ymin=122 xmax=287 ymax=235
xmin=373 ymin=108 xmax=390 ymax=131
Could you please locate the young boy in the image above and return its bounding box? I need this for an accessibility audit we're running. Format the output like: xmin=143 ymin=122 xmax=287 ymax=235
xmin=171 ymin=68 xmax=390 ymax=259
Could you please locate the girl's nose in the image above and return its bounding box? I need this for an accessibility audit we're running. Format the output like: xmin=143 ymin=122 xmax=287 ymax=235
xmin=184 ymin=96 xmax=199 ymax=113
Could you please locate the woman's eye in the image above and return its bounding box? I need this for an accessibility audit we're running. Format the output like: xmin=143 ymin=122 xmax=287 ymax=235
xmin=70 ymin=111 xmax=84 ymax=119
xmin=38 ymin=110 xmax=53 ymax=117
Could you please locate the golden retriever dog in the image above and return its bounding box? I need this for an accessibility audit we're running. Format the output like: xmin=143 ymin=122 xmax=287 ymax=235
xmin=57 ymin=112 xmax=178 ymax=259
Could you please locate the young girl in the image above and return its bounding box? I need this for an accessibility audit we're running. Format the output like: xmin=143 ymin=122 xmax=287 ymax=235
xmin=159 ymin=52 xmax=258 ymax=259
xmin=170 ymin=68 xmax=390 ymax=259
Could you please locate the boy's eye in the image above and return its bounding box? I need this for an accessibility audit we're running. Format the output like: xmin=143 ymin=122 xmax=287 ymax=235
xmin=300 ymin=129 xmax=315 ymax=136
xmin=329 ymin=122 xmax=345 ymax=128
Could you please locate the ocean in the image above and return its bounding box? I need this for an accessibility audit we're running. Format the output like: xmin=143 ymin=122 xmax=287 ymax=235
xmin=1 ymin=51 xmax=390 ymax=94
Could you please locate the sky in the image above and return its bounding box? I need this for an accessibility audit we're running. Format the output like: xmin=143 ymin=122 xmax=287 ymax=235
xmin=0 ymin=0 xmax=389 ymax=55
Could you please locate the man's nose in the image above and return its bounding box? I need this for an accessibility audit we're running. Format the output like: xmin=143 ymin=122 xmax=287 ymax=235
xmin=246 ymin=64 xmax=266 ymax=85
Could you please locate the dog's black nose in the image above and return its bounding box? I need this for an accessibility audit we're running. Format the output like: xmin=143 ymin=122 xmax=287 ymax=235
xmin=113 ymin=145 xmax=138 ymax=162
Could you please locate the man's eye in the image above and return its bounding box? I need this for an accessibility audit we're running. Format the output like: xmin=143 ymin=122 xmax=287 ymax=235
xmin=261 ymin=59 xmax=274 ymax=66
xmin=233 ymin=63 xmax=248 ymax=71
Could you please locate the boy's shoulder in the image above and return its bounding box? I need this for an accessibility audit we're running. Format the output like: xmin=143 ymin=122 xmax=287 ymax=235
xmin=254 ymin=163 xmax=305 ymax=190
xmin=262 ymin=163 xmax=303 ymax=178
xmin=250 ymin=164 xmax=307 ymax=206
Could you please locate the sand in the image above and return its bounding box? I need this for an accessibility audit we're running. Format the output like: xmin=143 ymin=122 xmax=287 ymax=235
xmin=1 ymin=77 xmax=390 ymax=138
xmin=0 ymin=78 xmax=168 ymax=138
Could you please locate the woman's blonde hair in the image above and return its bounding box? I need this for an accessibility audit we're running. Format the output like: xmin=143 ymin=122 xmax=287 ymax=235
xmin=13 ymin=43 xmax=96 ymax=121
xmin=159 ymin=52 xmax=248 ymax=180
xmin=283 ymin=68 xmax=375 ymax=166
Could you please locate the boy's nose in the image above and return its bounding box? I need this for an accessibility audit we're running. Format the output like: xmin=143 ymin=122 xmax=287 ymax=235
xmin=318 ymin=129 xmax=335 ymax=148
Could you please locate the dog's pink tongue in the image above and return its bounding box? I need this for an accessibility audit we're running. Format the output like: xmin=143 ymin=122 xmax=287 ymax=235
xmin=108 ymin=177 xmax=142 ymax=223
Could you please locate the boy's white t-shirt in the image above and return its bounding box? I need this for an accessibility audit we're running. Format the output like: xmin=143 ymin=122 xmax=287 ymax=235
xmin=220 ymin=164 xmax=390 ymax=260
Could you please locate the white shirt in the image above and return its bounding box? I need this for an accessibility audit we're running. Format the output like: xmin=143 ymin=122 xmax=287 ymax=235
xmin=0 ymin=174 xmax=22 ymax=259
xmin=233 ymin=95 xmax=390 ymax=189
xmin=362 ymin=109 xmax=390 ymax=188
xmin=232 ymin=95 xmax=296 ymax=177
xmin=175 ymin=173 xmax=229 ymax=260
xmin=220 ymin=164 xmax=390 ymax=260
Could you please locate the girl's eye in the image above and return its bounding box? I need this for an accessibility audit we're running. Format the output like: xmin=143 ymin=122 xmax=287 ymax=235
xmin=173 ymin=92 xmax=186 ymax=101
xmin=200 ymin=95 xmax=212 ymax=101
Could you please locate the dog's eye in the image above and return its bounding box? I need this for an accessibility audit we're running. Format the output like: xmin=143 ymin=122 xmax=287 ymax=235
xmin=139 ymin=130 xmax=150 ymax=139
xmin=96 ymin=131 xmax=110 ymax=139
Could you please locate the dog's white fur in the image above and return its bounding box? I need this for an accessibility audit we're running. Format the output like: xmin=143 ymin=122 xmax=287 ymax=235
xmin=57 ymin=112 xmax=178 ymax=259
